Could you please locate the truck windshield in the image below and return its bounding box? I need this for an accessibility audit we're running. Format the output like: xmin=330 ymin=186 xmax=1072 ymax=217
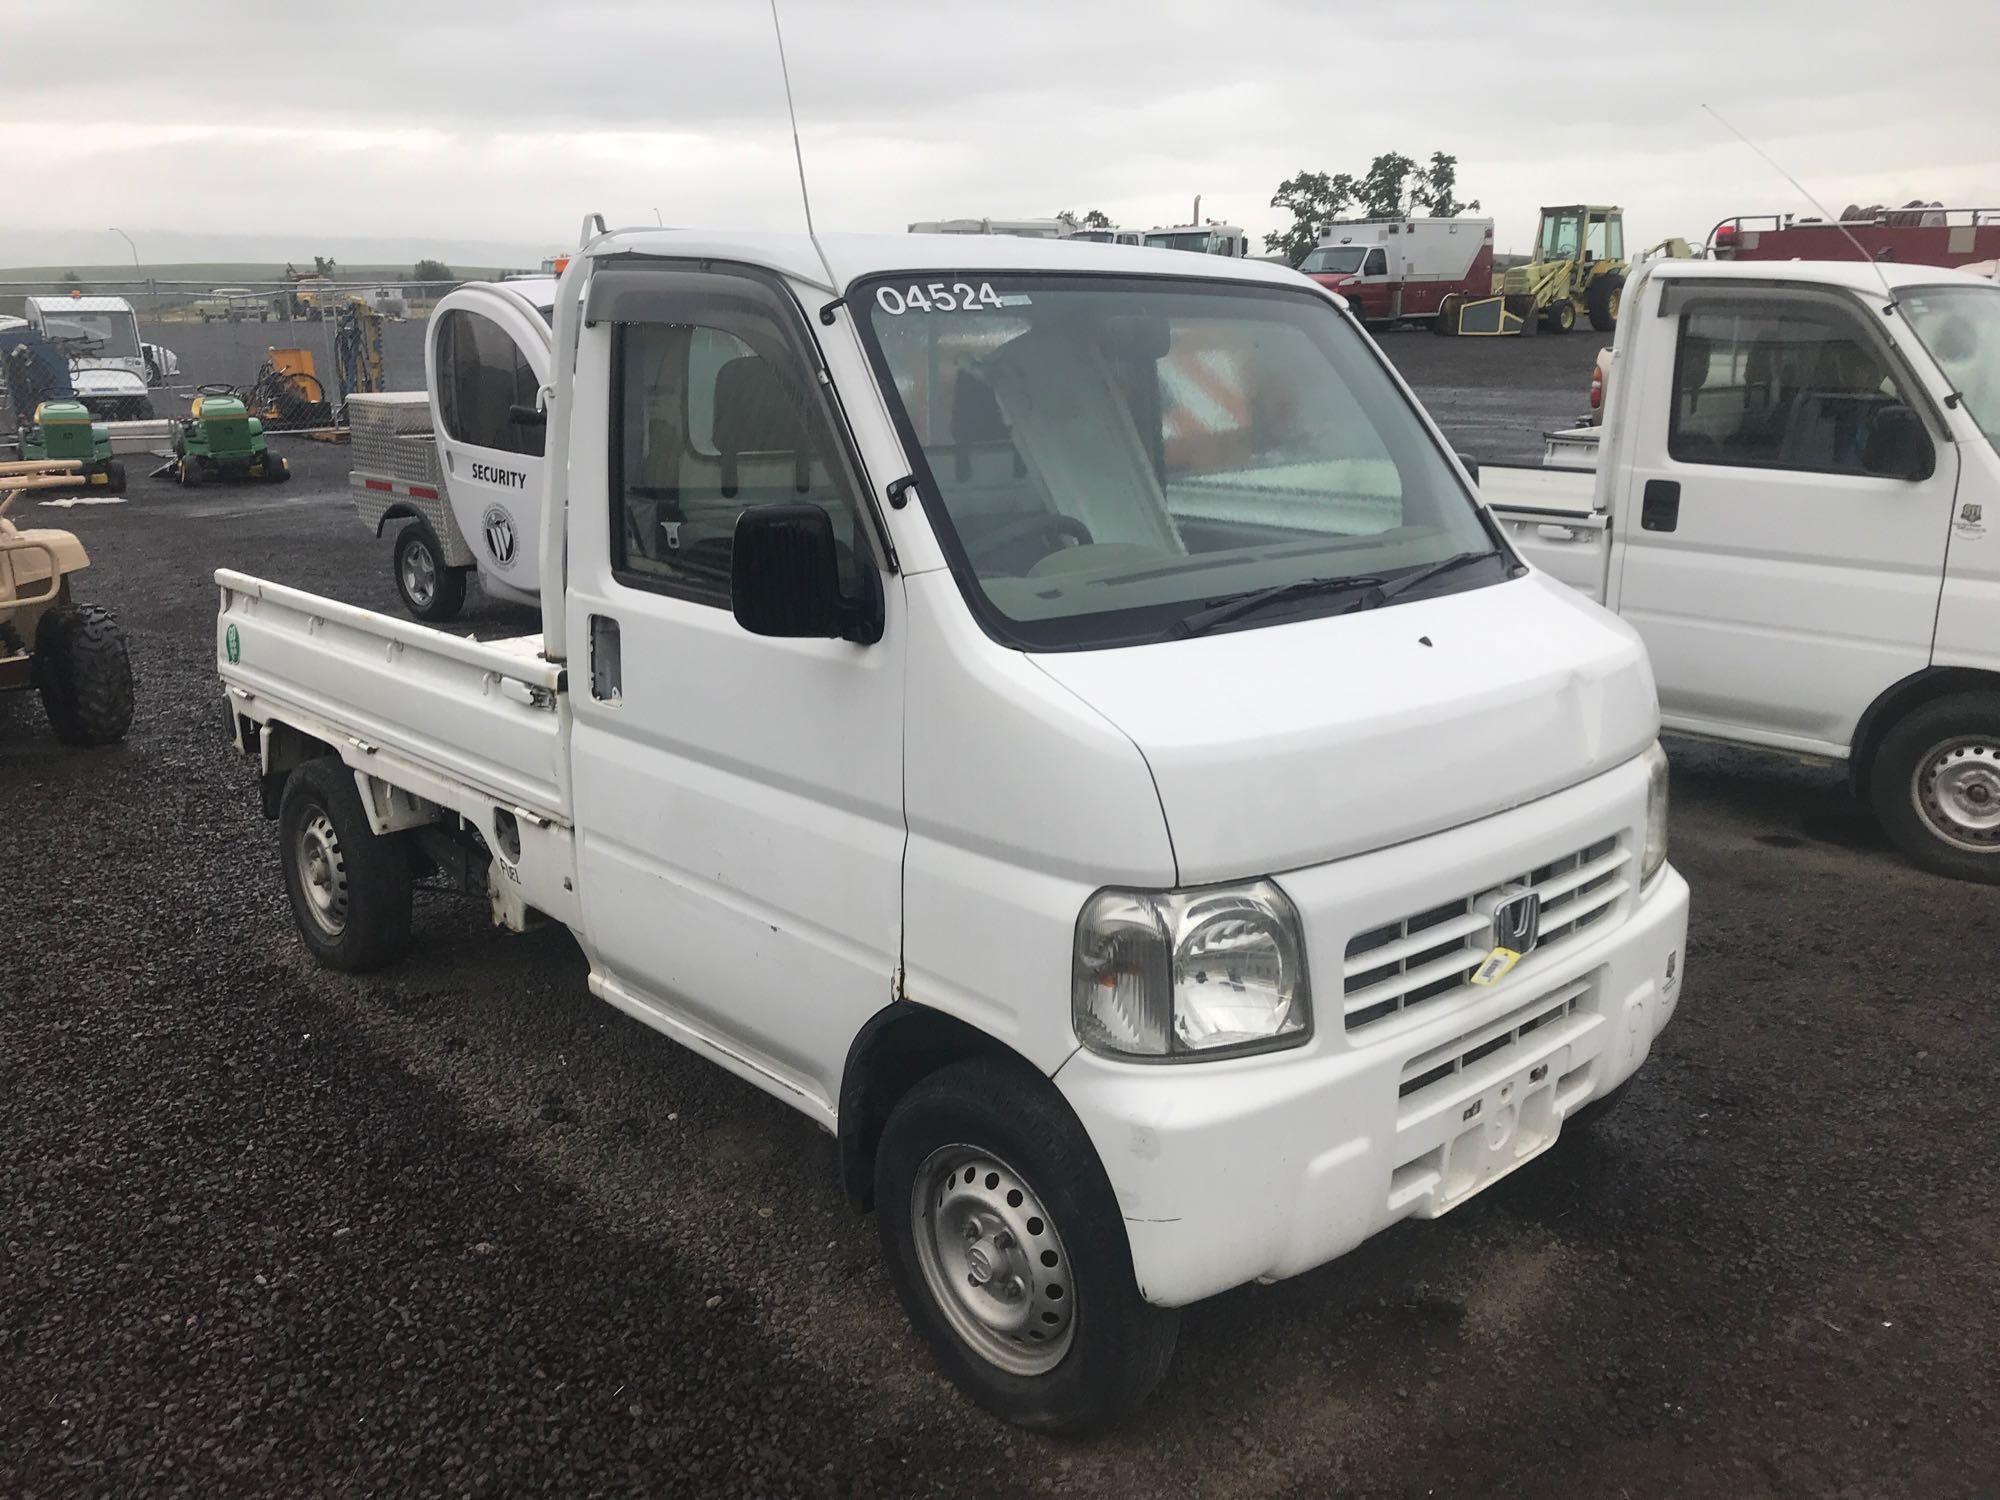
xmin=41 ymin=312 xmax=139 ymax=357
xmin=1300 ymin=247 xmax=1368 ymax=275
xmin=857 ymin=273 xmax=1503 ymax=649
xmin=1902 ymin=284 xmax=2000 ymax=449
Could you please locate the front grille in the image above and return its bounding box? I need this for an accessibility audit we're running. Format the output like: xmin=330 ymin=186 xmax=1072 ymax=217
xmin=1343 ymin=836 xmax=1628 ymax=1031
xmin=1396 ymin=976 xmax=1592 ymax=1109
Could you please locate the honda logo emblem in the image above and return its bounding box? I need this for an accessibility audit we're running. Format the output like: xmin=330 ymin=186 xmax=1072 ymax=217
xmin=1490 ymin=890 xmax=1541 ymax=956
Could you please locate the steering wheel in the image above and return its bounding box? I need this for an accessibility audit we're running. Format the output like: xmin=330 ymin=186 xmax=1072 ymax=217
xmin=197 ymin=382 xmax=240 ymax=398
xmin=974 ymin=512 xmax=1094 ymax=561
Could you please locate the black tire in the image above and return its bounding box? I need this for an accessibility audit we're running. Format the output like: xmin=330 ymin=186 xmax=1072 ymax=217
xmin=261 ymin=448 xmax=290 ymax=484
xmin=1868 ymin=691 xmax=2000 ymax=884
xmin=393 ymin=523 xmax=466 ymax=622
xmin=33 ymin=604 xmax=134 ymax=746
xmin=277 ymin=757 xmax=414 ymax=971
xmin=1587 ymin=274 xmax=1625 ymax=333
xmin=1543 ymin=299 xmax=1576 ymax=334
xmin=1432 ymin=295 xmax=1460 ymax=335
xmin=104 ymin=458 xmax=127 ymax=494
xmin=178 ymin=453 xmax=203 ymax=488
xmin=874 ymin=1056 xmax=1180 ymax=1433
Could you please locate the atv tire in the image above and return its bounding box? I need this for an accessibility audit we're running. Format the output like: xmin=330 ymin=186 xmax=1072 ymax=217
xmin=34 ymin=604 xmax=135 ymax=746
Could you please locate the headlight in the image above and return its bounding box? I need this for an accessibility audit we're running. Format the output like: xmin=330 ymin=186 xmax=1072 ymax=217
xmin=1643 ymin=740 xmax=1670 ymax=882
xmin=1073 ymin=880 xmax=1311 ymax=1061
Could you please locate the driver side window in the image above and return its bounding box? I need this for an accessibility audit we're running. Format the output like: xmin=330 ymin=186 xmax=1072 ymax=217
xmin=610 ymin=320 xmax=864 ymax=606
xmin=1362 ymin=248 xmax=1388 ymax=277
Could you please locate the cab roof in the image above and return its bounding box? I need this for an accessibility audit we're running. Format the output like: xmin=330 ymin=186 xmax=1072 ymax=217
xmin=26 ymin=295 xmax=135 ymax=314
xmin=580 ymin=228 xmax=1309 ymax=295
xmin=1646 ymin=258 xmax=2000 ymax=294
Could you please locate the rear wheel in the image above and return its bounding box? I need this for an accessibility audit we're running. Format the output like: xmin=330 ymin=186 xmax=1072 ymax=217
xmin=1433 ymin=295 xmax=1461 ymax=335
xmin=875 ymin=1057 xmax=1179 ymax=1433
xmin=177 ymin=453 xmax=203 ymax=488
xmin=103 ymin=458 xmax=127 ymax=494
xmin=33 ymin=604 xmax=134 ymax=746
xmin=1587 ymin=274 xmax=1625 ymax=333
xmin=393 ymin=523 xmax=467 ymax=622
xmin=277 ymin=758 xmax=414 ymax=971
xmin=261 ymin=448 xmax=290 ymax=484
xmin=1869 ymin=692 xmax=2000 ymax=883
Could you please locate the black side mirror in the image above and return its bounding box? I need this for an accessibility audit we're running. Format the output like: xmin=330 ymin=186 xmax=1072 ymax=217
xmin=508 ymin=403 xmax=547 ymax=427
xmin=1456 ymin=452 xmax=1480 ymax=482
xmin=1863 ymin=405 xmax=1934 ymax=481
xmin=731 ymin=504 xmax=882 ymax=644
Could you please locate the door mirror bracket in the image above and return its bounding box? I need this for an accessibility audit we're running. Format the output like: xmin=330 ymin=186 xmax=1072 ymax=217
xmin=731 ymin=504 xmax=883 ymax=645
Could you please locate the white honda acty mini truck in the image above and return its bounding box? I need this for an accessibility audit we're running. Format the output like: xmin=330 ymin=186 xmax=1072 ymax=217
xmin=216 ymin=227 xmax=1689 ymax=1431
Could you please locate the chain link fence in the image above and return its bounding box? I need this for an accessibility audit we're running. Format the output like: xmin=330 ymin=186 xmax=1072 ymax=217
xmin=0 ymin=276 xmax=447 ymax=434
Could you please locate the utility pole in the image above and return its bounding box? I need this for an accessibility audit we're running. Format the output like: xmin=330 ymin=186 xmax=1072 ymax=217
xmin=108 ymin=227 xmax=145 ymax=312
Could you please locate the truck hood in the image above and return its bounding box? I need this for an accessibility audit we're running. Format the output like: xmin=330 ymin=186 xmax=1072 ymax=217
xmin=1307 ymin=273 xmax=1358 ymax=292
xmin=1029 ymin=575 xmax=1658 ymax=883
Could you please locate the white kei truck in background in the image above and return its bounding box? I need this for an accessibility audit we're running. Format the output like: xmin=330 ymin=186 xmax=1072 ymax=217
xmin=216 ymin=229 xmax=1688 ymax=1431
xmin=347 ymin=277 xmax=557 ymax=620
xmin=1481 ymin=258 xmax=2000 ymax=882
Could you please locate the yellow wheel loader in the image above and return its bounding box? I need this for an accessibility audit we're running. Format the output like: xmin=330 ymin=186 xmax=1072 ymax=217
xmin=0 ymin=460 xmax=135 ymax=745
xmin=1441 ymin=205 xmax=1655 ymax=337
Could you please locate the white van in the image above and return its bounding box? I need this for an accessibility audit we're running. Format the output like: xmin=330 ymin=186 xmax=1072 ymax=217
xmin=221 ymin=229 xmax=1688 ymax=1431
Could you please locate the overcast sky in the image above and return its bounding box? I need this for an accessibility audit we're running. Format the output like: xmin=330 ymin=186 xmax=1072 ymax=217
xmin=7 ymin=0 xmax=1998 ymax=269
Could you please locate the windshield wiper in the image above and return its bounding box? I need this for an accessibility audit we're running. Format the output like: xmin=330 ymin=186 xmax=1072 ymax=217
xmin=1173 ymin=574 xmax=1387 ymax=638
xmin=1340 ymin=551 xmax=1497 ymax=614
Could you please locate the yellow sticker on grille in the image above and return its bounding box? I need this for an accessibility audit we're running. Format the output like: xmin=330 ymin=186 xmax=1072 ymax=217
xmin=1469 ymin=947 xmax=1521 ymax=986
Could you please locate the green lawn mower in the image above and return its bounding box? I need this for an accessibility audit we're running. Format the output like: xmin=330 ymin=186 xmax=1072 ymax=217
xmin=20 ymin=401 xmax=126 ymax=493
xmin=153 ymin=384 xmax=290 ymax=487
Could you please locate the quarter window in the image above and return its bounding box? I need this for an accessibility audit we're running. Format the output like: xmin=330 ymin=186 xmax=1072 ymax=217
xmin=435 ymin=310 xmax=545 ymax=457
xmin=1669 ymin=297 xmax=1916 ymax=474
xmin=612 ymin=320 xmax=865 ymax=606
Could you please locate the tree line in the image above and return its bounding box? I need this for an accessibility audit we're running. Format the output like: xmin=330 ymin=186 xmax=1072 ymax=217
xmin=1268 ymin=152 xmax=1479 ymax=262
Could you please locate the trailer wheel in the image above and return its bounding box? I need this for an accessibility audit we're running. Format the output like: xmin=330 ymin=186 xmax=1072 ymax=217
xmin=393 ymin=523 xmax=467 ymax=622
xmin=278 ymin=758 xmax=414 ymax=971
xmin=874 ymin=1056 xmax=1180 ymax=1433
xmin=1869 ymin=692 xmax=2000 ymax=884
xmin=1587 ymin=274 xmax=1624 ymax=332
xmin=33 ymin=604 xmax=134 ymax=746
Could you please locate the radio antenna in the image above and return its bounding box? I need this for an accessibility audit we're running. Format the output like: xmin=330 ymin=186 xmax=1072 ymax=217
xmin=768 ymin=0 xmax=836 ymax=289
xmin=1702 ymin=103 xmax=1900 ymax=311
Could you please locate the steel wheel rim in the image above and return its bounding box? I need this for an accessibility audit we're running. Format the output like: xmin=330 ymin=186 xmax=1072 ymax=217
xmin=401 ymin=543 xmax=437 ymax=607
xmin=296 ymin=811 xmax=349 ymax=936
xmin=1911 ymin=736 xmax=2000 ymax=853
xmin=911 ymin=1145 xmax=1075 ymax=1376
xmin=1608 ymin=286 xmax=1623 ymax=320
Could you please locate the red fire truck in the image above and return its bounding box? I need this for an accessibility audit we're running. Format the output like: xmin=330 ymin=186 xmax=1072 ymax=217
xmin=1297 ymin=216 xmax=1494 ymax=328
xmin=1708 ymin=204 xmax=2000 ymax=267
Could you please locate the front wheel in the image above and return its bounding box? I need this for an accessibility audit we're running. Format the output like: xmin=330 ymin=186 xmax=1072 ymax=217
xmin=277 ymin=758 xmax=414 ymax=970
xmin=1870 ymin=692 xmax=2000 ymax=883
xmin=874 ymin=1058 xmax=1179 ymax=1433
xmin=33 ymin=604 xmax=134 ymax=746
xmin=393 ymin=523 xmax=466 ymax=621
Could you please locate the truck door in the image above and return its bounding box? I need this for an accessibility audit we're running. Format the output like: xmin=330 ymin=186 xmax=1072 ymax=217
xmin=562 ymin=263 xmax=905 ymax=1115
xmin=429 ymin=303 xmax=549 ymax=598
xmin=1610 ymin=281 xmax=1960 ymax=753
xmin=1355 ymin=247 xmax=1393 ymax=321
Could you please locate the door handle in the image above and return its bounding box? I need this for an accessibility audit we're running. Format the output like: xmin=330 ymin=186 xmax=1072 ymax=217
xmin=589 ymin=614 xmax=622 ymax=704
xmin=1641 ymin=479 xmax=1681 ymax=533
xmin=1536 ymin=523 xmax=1580 ymax=542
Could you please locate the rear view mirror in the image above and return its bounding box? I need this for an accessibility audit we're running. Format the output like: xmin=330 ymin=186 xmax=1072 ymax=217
xmin=731 ymin=504 xmax=881 ymax=644
xmin=1864 ymin=405 xmax=1934 ymax=481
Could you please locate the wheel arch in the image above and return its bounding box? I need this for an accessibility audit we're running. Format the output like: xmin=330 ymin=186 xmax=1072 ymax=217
xmin=1849 ymin=665 xmax=2000 ymax=792
xmin=837 ymin=1002 xmax=1067 ymax=1211
xmin=255 ymin=718 xmax=340 ymax=818
xmin=373 ymin=501 xmax=424 ymax=539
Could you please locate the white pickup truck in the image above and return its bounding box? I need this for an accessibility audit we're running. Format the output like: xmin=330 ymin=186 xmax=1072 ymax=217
xmin=1483 ymin=257 xmax=2000 ymax=882
xmin=349 ymin=277 xmax=556 ymax=620
xmin=217 ymin=228 xmax=1687 ymax=1431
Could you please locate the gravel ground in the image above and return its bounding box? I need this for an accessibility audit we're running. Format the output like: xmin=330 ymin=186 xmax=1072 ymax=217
xmin=3 ymin=374 xmax=1996 ymax=1497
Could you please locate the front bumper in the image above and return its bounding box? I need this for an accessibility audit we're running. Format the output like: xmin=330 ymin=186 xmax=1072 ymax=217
xmin=1055 ymin=860 xmax=1689 ymax=1309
